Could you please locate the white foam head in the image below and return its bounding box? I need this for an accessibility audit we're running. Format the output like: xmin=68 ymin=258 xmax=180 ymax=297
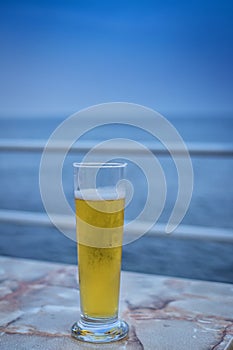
xmin=74 ymin=186 xmax=125 ymax=201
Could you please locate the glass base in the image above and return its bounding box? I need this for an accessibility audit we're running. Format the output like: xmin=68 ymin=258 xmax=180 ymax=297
xmin=71 ymin=317 xmax=129 ymax=343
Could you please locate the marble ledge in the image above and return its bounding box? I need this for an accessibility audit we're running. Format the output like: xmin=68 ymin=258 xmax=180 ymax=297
xmin=0 ymin=256 xmax=233 ymax=350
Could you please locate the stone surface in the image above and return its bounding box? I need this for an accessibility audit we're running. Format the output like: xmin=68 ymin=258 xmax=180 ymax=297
xmin=0 ymin=256 xmax=232 ymax=349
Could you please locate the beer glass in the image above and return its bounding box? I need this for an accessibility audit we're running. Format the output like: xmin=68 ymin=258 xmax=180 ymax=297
xmin=71 ymin=162 xmax=129 ymax=343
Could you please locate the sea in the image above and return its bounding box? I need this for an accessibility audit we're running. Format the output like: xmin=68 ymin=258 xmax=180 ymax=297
xmin=0 ymin=114 xmax=233 ymax=283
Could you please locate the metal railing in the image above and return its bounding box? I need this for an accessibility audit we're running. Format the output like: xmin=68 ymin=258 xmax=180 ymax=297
xmin=1 ymin=139 xmax=233 ymax=243
xmin=0 ymin=209 xmax=233 ymax=243
xmin=0 ymin=139 xmax=233 ymax=156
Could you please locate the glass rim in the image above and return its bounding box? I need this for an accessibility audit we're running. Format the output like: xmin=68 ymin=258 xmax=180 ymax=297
xmin=73 ymin=162 xmax=127 ymax=168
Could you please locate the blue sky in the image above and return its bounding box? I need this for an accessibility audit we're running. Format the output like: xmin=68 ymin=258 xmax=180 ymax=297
xmin=0 ymin=0 xmax=233 ymax=117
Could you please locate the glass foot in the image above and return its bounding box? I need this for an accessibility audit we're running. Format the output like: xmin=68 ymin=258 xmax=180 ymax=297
xmin=71 ymin=318 xmax=129 ymax=343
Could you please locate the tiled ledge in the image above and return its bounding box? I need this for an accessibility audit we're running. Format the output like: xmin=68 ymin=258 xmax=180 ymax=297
xmin=0 ymin=256 xmax=232 ymax=349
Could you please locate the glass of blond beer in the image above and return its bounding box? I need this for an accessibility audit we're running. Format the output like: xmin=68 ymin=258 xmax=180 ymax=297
xmin=71 ymin=162 xmax=129 ymax=343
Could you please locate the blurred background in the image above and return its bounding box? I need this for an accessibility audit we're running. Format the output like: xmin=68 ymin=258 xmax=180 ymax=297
xmin=0 ymin=0 xmax=233 ymax=282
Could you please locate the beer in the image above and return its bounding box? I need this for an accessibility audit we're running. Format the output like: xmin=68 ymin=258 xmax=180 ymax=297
xmin=71 ymin=163 xmax=129 ymax=343
xmin=75 ymin=193 xmax=124 ymax=319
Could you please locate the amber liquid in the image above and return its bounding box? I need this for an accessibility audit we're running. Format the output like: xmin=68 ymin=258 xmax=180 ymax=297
xmin=75 ymin=196 xmax=124 ymax=319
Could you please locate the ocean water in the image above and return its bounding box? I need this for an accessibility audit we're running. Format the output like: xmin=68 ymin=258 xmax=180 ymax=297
xmin=0 ymin=115 xmax=233 ymax=283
